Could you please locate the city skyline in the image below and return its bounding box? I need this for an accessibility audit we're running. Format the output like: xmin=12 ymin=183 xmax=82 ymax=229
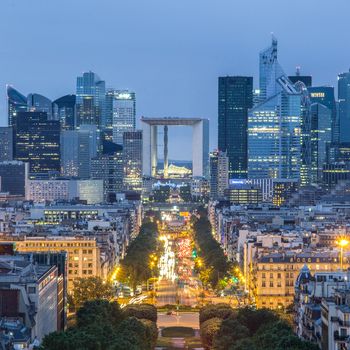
xmin=1 ymin=0 xmax=350 ymax=160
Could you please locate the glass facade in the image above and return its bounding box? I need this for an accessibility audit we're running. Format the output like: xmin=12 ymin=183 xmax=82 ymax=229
xmin=14 ymin=112 xmax=60 ymax=176
xmin=7 ymin=86 xmax=27 ymax=127
xmin=310 ymin=103 xmax=332 ymax=183
xmin=53 ymin=94 xmax=76 ymax=130
xmin=218 ymin=76 xmax=253 ymax=179
xmin=123 ymin=131 xmax=142 ymax=192
xmin=112 ymin=90 xmax=136 ymax=145
xmin=27 ymin=93 xmax=53 ymax=119
xmin=338 ymin=70 xmax=350 ymax=143
xmin=76 ymin=71 xmax=106 ymax=127
xmin=248 ymin=81 xmax=301 ymax=180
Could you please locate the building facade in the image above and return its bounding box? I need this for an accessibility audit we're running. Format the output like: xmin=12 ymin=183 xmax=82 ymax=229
xmin=13 ymin=112 xmax=60 ymax=176
xmin=0 ymin=127 xmax=13 ymax=162
xmin=209 ymin=150 xmax=229 ymax=199
xmin=218 ymin=76 xmax=253 ymax=179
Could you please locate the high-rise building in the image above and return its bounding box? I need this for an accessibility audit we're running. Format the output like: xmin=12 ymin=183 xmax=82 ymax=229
xmin=310 ymin=103 xmax=332 ymax=183
xmin=248 ymin=39 xmax=301 ymax=180
xmin=259 ymin=36 xmax=285 ymax=102
xmin=60 ymin=125 xmax=100 ymax=179
xmin=53 ymin=95 xmax=76 ymax=130
xmin=308 ymin=86 xmax=337 ymax=143
xmin=76 ymin=71 xmax=106 ymax=127
xmin=112 ymin=90 xmax=136 ymax=145
xmin=338 ymin=70 xmax=350 ymax=143
xmin=7 ymin=85 xmax=27 ymax=127
xmin=209 ymin=150 xmax=229 ymax=199
xmin=123 ymin=131 xmax=142 ymax=192
xmin=13 ymin=112 xmax=60 ymax=176
xmin=0 ymin=127 xmax=13 ymax=161
xmin=27 ymin=93 xmax=53 ymax=119
xmin=0 ymin=161 xmax=28 ymax=196
xmin=218 ymin=76 xmax=253 ymax=179
xmin=91 ymin=144 xmax=124 ymax=202
xmin=288 ymin=67 xmax=312 ymax=87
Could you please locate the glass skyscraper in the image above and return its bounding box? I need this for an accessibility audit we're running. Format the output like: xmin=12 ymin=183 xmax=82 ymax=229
xmin=76 ymin=71 xmax=106 ymax=127
xmin=123 ymin=130 xmax=142 ymax=193
xmin=308 ymin=86 xmax=337 ymax=143
xmin=338 ymin=70 xmax=350 ymax=143
xmin=218 ymin=76 xmax=253 ymax=179
xmin=14 ymin=112 xmax=60 ymax=176
xmin=112 ymin=90 xmax=136 ymax=145
xmin=27 ymin=93 xmax=53 ymax=119
xmin=310 ymin=103 xmax=332 ymax=183
xmin=53 ymin=94 xmax=76 ymax=130
xmin=248 ymin=38 xmax=302 ymax=180
xmin=7 ymin=86 xmax=27 ymax=127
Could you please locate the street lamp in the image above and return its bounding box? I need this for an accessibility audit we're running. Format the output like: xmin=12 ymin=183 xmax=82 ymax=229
xmin=337 ymin=239 xmax=349 ymax=270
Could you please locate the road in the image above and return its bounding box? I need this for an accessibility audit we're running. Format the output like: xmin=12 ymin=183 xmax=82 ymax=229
xmin=157 ymin=279 xmax=178 ymax=306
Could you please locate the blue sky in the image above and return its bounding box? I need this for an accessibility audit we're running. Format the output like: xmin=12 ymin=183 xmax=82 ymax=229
xmin=1 ymin=0 xmax=350 ymax=160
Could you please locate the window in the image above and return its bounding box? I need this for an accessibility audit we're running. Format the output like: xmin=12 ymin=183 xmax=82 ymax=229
xmin=270 ymin=273 xmax=273 ymax=279
xmin=277 ymin=281 xmax=281 ymax=287
xmin=262 ymin=281 xmax=266 ymax=287
xmin=270 ymin=281 xmax=274 ymax=287
xmin=277 ymin=273 xmax=281 ymax=279
xmin=262 ymin=273 xmax=266 ymax=278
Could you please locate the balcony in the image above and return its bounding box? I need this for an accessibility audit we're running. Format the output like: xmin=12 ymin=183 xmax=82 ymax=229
xmin=334 ymin=331 xmax=349 ymax=341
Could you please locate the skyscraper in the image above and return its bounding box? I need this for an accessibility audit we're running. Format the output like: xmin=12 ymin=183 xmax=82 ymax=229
xmin=338 ymin=70 xmax=350 ymax=143
xmin=7 ymin=86 xmax=27 ymax=127
xmin=60 ymin=125 xmax=100 ymax=179
xmin=27 ymin=93 xmax=54 ymax=119
xmin=13 ymin=112 xmax=60 ymax=176
xmin=248 ymin=38 xmax=302 ymax=180
xmin=308 ymin=86 xmax=337 ymax=143
xmin=218 ymin=76 xmax=253 ymax=179
xmin=0 ymin=127 xmax=13 ymax=162
xmin=123 ymin=131 xmax=142 ymax=192
xmin=288 ymin=67 xmax=312 ymax=87
xmin=53 ymin=95 xmax=76 ymax=130
xmin=259 ymin=36 xmax=284 ymax=101
xmin=112 ymin=90 xmax=136 ymax=145
xmin=209 ymin=150 xmax=229 ymax=200
xmin=91 ymin=143 xmax=123 ymax=202
xmin=76 ymin=71 xmax=106 ymax=127
xmin=310 ymin=103 xmax=332 ymax=183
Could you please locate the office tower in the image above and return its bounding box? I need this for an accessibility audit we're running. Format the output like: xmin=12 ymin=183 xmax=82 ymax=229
xmin=259 ymin=36 xmax=284 ymax=101
xmin=91 ymin=143 xmax=124 ymax=202
xmin=123 ymin=131 xmax=142 ymax=192
xmin=288 ymin=67 xmax=312 ymax=87
xmin=60 ymin=125 xmax=100 ymax=179
xmin=53 ymin=95 xmax=76 ymax=130
xmin=338 ymin=70 xmax=350 ymax=143
xmin=218 ymin=76 xmax=253 ymax=179
xmin=27 ymin=93 xmax=53 ymax=119
xmin=310 ymin=103 xmax=332 ymax=183
xmin=105 ymin=89 xmax=115 ymax=129
xmin=248 ymin=38 xmax=301 ymax=180
xmin=308 ymin=86 xmax=337 ymax=143
xmin=0 ymin=161 xmax=28 ymax=196
xmin=7 ymin=85 xmax=27 ymax=127
xmin=0 ymin=127 xmax=13 ymax=161
xmin=76 ymin=71 xmax=106 ymax=127
xmin=14 ymin=112 xmax=60 ymax=176
xmin=112 ymin=90 xmax=136 ymax=145
xmin=209 ymin=150 xmax=229 ymax=199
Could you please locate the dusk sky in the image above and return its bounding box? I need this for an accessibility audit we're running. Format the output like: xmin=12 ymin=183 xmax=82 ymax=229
xmin=1 ymin=0 xmax=350 ymax=160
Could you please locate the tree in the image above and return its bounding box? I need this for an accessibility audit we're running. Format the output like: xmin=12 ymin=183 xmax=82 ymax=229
xmin=72 ymin=277 xmax=114 ymax=309
xmin=200 ymin=317 xmax=222 ymax=350
xmin=76 ymin=300 xmax=123 ymax=328
xmin=199 ymin=303 xmax=235 ymax=324
xmin=140 ymin=319 xmax=158 ymax=349
xmin=213 ymin=318 xmax=249 ymax=350
xmin=123 ymin=304 xmax=157 ymax=322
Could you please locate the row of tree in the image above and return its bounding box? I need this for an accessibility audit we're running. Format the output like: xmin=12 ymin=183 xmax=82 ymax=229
xmin=118 ymin=220 xmax=160 ymax=291
xmin=41 ymin=301 xmax=158 ymax=350
xmin=199 ymin=304 xmax=319 ymax=350
xmin=192 ymin=215 xmax=230 ymax=287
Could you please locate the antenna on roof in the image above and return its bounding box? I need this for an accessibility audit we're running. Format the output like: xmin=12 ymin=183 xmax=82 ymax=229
xmin=296 ymin=66 xmax=301 ymax=76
